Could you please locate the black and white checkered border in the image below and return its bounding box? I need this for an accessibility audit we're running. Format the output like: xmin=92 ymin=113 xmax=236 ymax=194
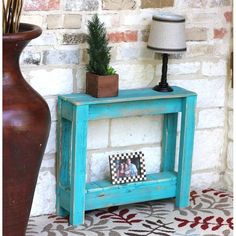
xmin=109 ymin=151 xmax=147 ymax=185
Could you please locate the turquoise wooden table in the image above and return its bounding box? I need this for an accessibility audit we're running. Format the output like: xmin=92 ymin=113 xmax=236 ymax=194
xmin=56 ymin=86 xmax=197 ymax=226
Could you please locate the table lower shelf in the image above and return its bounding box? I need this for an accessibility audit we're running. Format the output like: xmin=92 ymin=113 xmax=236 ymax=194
xmin=59 ymin=171 xmax=177 ymax=212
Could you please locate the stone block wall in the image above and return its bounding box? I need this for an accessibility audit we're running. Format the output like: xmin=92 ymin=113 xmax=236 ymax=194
xmin=223 ymin=67 xmax=233 ymax=192
xmin=19 ymin=0 xmax=232 ymax=216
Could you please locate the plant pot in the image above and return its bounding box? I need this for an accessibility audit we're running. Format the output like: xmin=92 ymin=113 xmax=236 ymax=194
xmin=3 ymin=23 xmax=51 ymax=236
xmin=86 ymin=72 xmax=119 ymax=98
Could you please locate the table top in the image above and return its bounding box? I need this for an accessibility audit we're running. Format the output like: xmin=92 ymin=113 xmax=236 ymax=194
xmin=59 ymin=86 xmax=197 ymax=106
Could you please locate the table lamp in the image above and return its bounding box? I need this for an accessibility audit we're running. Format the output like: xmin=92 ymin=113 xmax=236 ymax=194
xmin=147 ymin=13 xmax=186 ymax=92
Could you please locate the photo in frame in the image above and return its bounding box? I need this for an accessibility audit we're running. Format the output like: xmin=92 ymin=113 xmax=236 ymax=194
xmin=109 ymin=151 xmax=146 ymax=185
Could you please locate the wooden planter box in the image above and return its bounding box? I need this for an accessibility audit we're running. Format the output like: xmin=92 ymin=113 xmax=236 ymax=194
xmin=86 ymin=72 xmax=119 ymax=98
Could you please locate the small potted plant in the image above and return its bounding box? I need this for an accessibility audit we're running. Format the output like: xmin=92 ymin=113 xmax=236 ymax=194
xmin=86 ymin=14 xmax=119 ymax=98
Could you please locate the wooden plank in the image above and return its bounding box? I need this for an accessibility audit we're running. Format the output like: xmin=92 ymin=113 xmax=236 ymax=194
xmin=161 ymin=113 xmax=178 ymax=171
xmin=56 ymin=97 xmax=64 ymax=216
xmin=86 ymin=182 xmax=101 ymax=193
xmin=87 ymin=172 xmax=176 ymax=192
xmin=176 ymin=95 xmax=197 ymax=208
xmin=61 ymin=101 xmax=73 ymax=121
xmin=85 ymin=172 xmax=177 ymax=211
xmin=60 ymin=172 xmax=177 ymax=212
xmin=70 ymin=105 xmax=89 ymax=226
xmin=88 ymin=98 xmax=182 ymax=120
xmin=59 ymin=118 xmax=71 ymax=188
xmin=85 ymin=186 xmax=176 ymax=211
xmin=60 ymin=187 xmax=70 ymax=212
xmin=59 ymin=87 xmax=197 ymax=106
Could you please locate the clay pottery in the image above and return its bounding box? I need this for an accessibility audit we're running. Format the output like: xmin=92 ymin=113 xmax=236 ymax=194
xmin=3 ymin=23 xmax=51 ymax=236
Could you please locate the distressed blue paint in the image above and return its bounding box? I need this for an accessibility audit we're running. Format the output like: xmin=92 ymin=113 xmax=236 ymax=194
xmin=56 ymin=87 xmax=197 ymax=226
xmin=56 ymin=98 xmax=70 ymax=217
xmin=89 ymin=98 xmax=182 ymax=120
xmin=70 ymin=106 xmax=89 ymax=226
xmin=161 ymin=113 xmax=178 ymax=171
xmin=176 ymin=96 xmax=197 ymax=207
xmin=57 ymin=172 xmax=177 ymax=211
xmin=59 ymin=86 xmax=196 ymax=106
xmin=60 ymin=118 xmax=71 ymax=188
xmin=56 ymin=97 xmax=64 ymax=216
xmin=61 ymin=101 xmax=73 ymax=121
xmin=85 ymin=172 xmax=177 ymax=210
xmin=56 ymin=117 xmax=72 ymax=216
xmin=59 ymin=187 xmax=70 ymax=212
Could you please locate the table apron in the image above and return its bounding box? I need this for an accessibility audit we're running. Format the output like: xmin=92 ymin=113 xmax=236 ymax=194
xmin=88 ymin=98 xmax=183 ymax=120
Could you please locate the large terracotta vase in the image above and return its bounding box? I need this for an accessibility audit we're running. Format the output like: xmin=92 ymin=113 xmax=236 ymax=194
xmin=3 ymin=23 xmax=51 ymax=236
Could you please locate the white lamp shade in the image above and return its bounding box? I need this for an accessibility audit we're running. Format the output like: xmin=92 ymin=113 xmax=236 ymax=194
xmin=147 ymin=13 xmax=186 ymax=54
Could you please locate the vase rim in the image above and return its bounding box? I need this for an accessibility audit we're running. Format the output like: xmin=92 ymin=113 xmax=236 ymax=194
xmin=3 ymin=23 xmax=42 ymax=42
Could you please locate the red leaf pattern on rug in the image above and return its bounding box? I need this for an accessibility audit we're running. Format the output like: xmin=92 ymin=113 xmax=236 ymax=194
xmin=175 ymin=216 xmax=233 ymax=231
xmin=119 ymin=209 xmax=129 ymax=217
xmin=202 ymin=188 xmax=233 ymax=198
xmin=190 ymin=216 xmax=202 ymax=228
xmin=96 ymin=207 xmax=143 ymax=225
xmin=175 ymin=218 xmax=189 ymax=227
xmin=47 ymin=215 xmax=69 ymax=224
xmin=226 ymin=217 xmax=233 ymax=230
xmin=201 ymin=216 xmax=215 ymax=229
xmin=190 ymin=190 xmax=200 ymax=205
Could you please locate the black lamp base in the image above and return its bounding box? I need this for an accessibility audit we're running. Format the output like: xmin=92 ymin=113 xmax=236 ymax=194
xmin=153 ymin=53 xmax=173 ymax=93
xmin=153 ymin=83 xmax=173 ymax=92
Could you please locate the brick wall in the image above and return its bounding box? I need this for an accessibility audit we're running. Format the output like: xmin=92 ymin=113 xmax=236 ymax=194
xmin=20 ymin=0 xmax=233 ymax=216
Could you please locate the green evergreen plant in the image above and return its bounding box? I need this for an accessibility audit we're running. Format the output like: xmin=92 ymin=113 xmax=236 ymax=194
xmin=87 ymin=14 xmax=116 ymax=76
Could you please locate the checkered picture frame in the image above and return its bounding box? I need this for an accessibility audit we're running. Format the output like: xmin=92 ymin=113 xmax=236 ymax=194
xmin=109 ymin=151 xmax=147 ymax=185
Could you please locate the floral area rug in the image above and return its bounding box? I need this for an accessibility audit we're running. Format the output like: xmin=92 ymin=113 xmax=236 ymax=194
xmin=26 ymin=188 xmax=233 ymax=236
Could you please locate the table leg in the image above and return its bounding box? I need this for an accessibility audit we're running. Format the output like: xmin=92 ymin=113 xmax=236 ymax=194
xmin=56 ymin=98 xmax=68 ymax=216
xmin=70 ymin=106 xmax=88 ymax=226
xmin=176 ymin=96 xmax=196 ymax=207
xmin=56 ymin=117 xmax=72 ymax=216
xmin=161 ymin=113 xmax=178 ymax=172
